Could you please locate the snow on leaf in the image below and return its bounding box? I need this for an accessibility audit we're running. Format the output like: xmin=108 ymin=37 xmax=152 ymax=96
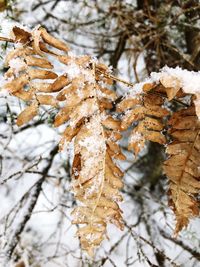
xmin=9 ymin=57 xmax=27 ymax=75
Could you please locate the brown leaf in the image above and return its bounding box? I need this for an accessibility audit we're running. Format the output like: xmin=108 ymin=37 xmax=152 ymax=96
xmin=25 ymin=55 xmax=53 ymax=69
xmin=142 ymin=82 xmax=156 ymax=92
xmin=50 ymin=75 xmax=70 ymax=92
xmin=117 ymin=98 xmax=141 ymax=112
xmin=40 ymin=27 xmax=70 ymax=51
xmin=160 ymin=74 xmax=181 ymax=99
xmin=37 ymin=94 xmax=58 ymax=107
xmin=12 ymin=26 xmax=32 ymax=44
xmin=102 ymin=116 xmax=121 ymax=130
xmin=5 ymin=75 xmax=28 ymax=93
xmin=17 ymin=103 xmax=38 ymax=126
xmin=165 ymin=105 xmax=200 ymax=235
xmin=28 ymin=69 xmax=58 ymax=80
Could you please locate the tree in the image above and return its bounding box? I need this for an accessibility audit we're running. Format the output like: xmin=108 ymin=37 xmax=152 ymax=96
xmin=0 ymin=1 xmax=200 ymax=267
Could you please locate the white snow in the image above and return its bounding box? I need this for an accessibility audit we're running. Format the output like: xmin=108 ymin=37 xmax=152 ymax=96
xmin=130 ymin=131 xmax=143 ymax=143
xmin=65 ymin=62 xmax=81 ymax=80
xmin=74 ymin=114 xmax=106 ymax=187
xmin=150 ymin=66 xmax=200 ymax=119
xmin=128 ymin=82 xmax=145 ymax=97
xmin=150 ymin=66 xmax=200 ymax=94
xmin=79 ymin=135 xmax=105 ymax=153
xmin=9 ymin=57 xmax=26 ymax=75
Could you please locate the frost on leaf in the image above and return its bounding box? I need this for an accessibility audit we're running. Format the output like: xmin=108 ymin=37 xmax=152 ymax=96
xmin=118 ymin=83 xmax=168 ymax=155
xmin=71 ymin=115 xmax=124 ymax=256
xmin=139 ymin=68 xmax=200 ymax=234
xmin=3 ymin=23 xmax=200 ymax=256
xmin=2 ymin=26 xmax=63 ymax=126
xmin=153 ymin=66 xmax=200 ymax=119
xmin=53 ymin=53 xmax=124 ymax=255
xmin=0 ymin=25 xmax=124 ymax=255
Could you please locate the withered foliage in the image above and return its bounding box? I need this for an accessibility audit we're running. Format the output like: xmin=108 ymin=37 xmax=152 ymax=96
xmin=2 ymin=26 xmax=125 ymax=255
xmin=118 ymin=83 xmax=169 ymax=155
xmin=165 ymin=106 xmax=200 ymax=235
xmin=121 ymin=75 xmax=200 ymax=235
xmin=160 ymin=76 xmax=200 ymax=235
xmin=1 ymin=26 xmax=200 ymax=255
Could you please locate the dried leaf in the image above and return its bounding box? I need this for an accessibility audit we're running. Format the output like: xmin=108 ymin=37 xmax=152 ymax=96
xmin=40 ymin=27 xmax=69 ymax=51
xmin=37 ymin=94 xmax=58 ymax=107
xmin=17 ymin=103 xmax=38 ymax=126
xmin=12 ymin=26 xmax=31 ymax=44
xmin=119 ymin=87 xmax=168 ymax=155
xmin=25 ymin=55 xmax=53 ymax=69
xmin=28 ymin=69 xmax=57 ymax=80
xmin=164 ymin=109 xmax=200 ymax=234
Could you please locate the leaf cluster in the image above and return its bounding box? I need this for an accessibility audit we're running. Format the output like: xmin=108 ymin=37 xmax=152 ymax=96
xmin=1 ymin=26 xmax=200 ymax=255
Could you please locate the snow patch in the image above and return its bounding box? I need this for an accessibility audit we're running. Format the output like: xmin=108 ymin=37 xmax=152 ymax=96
xmin=151 ymin=66 xmax=200 ymax=95
xmin=9 ymin=57 xmax=27 ymax=75
xmin=130 ymin=132 xmax=143 ymax=143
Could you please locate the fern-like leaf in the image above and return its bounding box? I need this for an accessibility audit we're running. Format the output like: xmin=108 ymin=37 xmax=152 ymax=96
xmin=117 ymin=83 xmax=169 ymax=155
xmin=55 ymin=58 xmax=125 ymax=255
xmin=164 ymin=106 xmax=200 ymax=234
xmin=3 ymin=26 xmax=64 ymax=125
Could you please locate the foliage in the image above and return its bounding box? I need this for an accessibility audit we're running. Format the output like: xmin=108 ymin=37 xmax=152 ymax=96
xmin=1 ymin=25 xmax=200 ymax=258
